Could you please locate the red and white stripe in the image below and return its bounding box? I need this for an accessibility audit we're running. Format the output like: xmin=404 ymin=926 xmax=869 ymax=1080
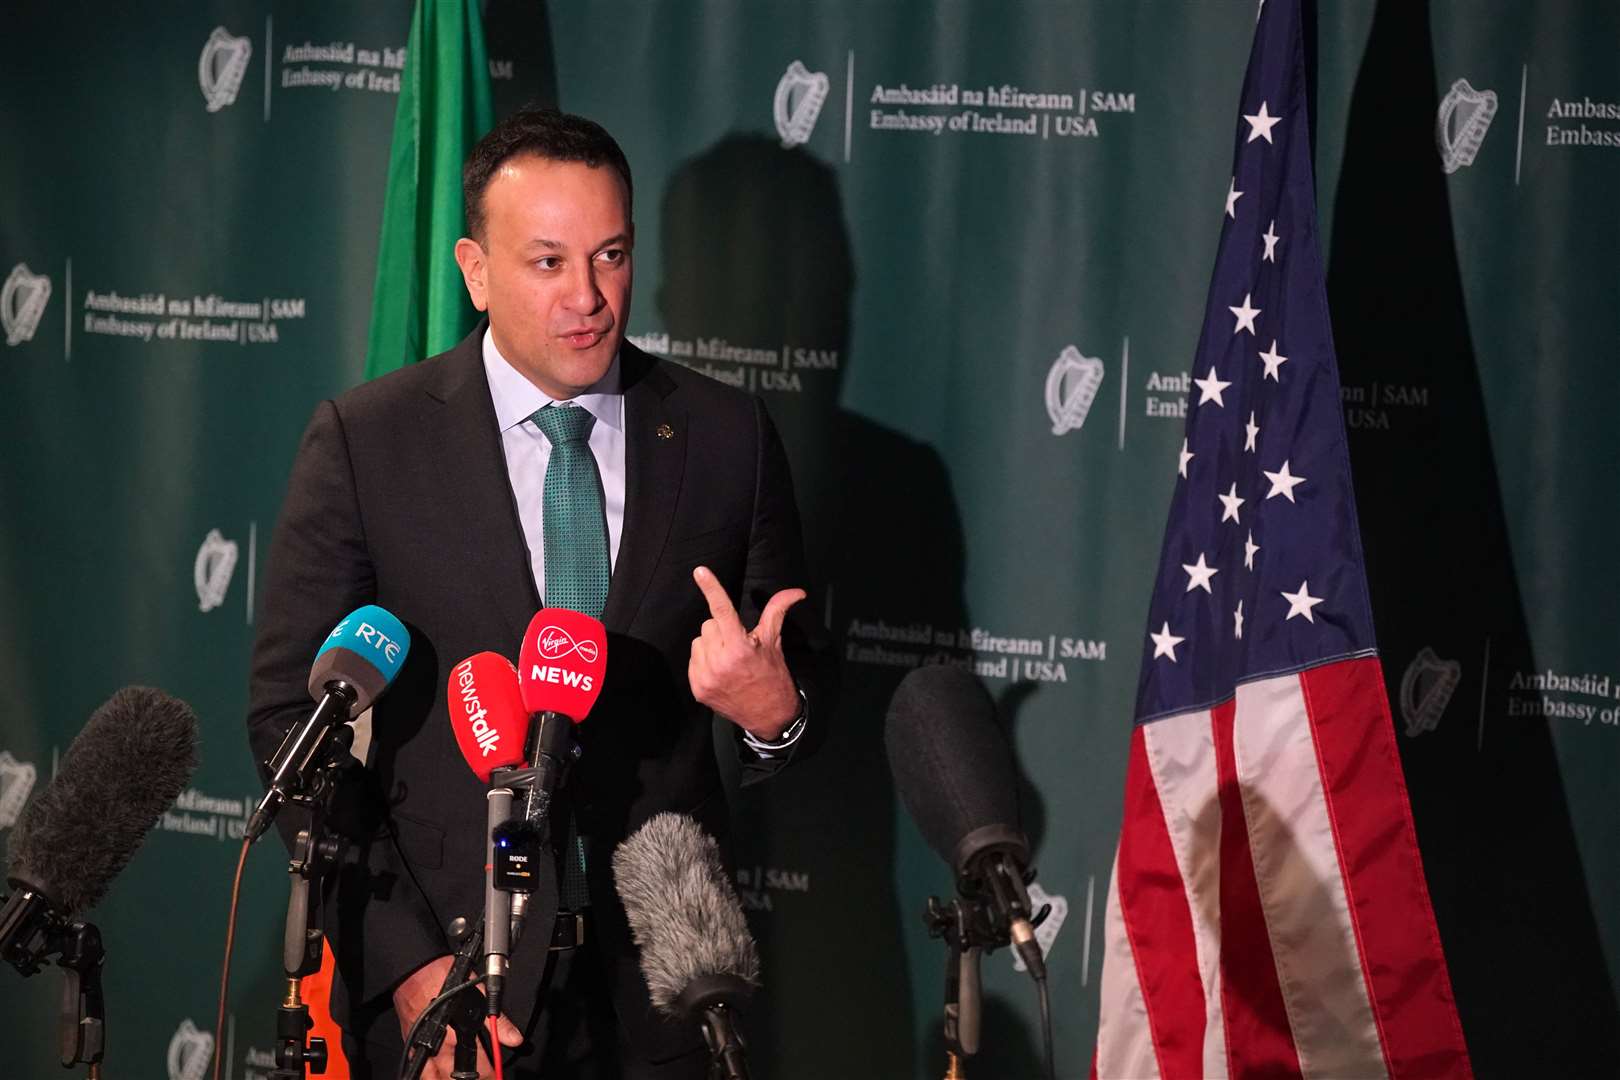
xmin=1094 ymin=657 xmax=1472 ymax=1079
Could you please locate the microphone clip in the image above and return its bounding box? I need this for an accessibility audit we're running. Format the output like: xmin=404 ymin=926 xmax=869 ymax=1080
xmin=921 ymin=825 xmax=1051 ymax=1066
xmin=248 ymin=680 xmax=361 ymax=844
xmin=0 ymin=886 xmax=106 ymax=1069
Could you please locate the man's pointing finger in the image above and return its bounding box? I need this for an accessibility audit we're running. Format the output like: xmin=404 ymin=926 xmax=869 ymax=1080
xmin=692 ymin=566 xmax=744 ymax=637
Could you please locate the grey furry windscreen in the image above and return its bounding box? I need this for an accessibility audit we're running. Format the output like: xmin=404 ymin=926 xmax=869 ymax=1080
xmin=611 ymin=812 xmax=761 ymax=1013
xmin=6 ymin=686 xmax=199 ymax=914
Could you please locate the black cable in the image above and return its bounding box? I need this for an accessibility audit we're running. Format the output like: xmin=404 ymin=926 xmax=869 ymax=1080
xmin=211 ymin=838 xmax=252 ymax=1080
xmin=395 ymin=975 xmax=493 ymax=1080
xmin=1035 ymin=974 xmax=1056 ymax=1080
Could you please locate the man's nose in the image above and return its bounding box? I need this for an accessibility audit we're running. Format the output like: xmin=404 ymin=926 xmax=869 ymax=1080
xmin=562 ymin=263 xmax=603 ymax=313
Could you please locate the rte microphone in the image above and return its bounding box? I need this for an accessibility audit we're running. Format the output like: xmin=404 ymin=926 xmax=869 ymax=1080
xmin=884 ymin=664 xmax=1048 ymax=980
xmin=445 ymin=651 xmax=529 ymax=1015
xmin=247 ymin=604 xmax=410 ymax=843
xmin=612 ymin=814 xmax=759 ymax=1080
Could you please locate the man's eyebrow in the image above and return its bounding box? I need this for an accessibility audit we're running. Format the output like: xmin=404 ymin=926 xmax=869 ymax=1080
xmin=518 ymin=233 xmax=631 ymax=252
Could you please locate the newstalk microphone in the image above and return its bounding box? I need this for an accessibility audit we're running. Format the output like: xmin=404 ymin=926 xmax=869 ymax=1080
xmin=445 ymin=651 xmax=529 ymax=1015
xmin=612 ymin=814 xmax=760 ymax=1080
xmin=246 ymin=604 xmax=410 ymax=843
xmin=2 ymin=686 xmax=199 ymax=1068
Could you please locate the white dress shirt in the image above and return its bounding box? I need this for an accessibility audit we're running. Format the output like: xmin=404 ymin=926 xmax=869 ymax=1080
xmin=481 ymin=328 xmax=805 ymax=753
xmin=482 ymin=327 xmax=626 ymax=601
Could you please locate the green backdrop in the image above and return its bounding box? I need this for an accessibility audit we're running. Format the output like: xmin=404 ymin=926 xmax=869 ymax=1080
xmin=2 ymin=3 xmax=1616 ymax=1078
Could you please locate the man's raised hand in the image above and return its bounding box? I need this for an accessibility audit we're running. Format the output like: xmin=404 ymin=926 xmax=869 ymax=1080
xmin=688 ymin=566 xmax=803 ymax=740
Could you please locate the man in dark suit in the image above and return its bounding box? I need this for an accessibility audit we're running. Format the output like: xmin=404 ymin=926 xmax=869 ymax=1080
xmin=248 ymin=108 xmax=827 ymax=1079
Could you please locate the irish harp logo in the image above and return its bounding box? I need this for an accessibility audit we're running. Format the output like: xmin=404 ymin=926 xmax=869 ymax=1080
xmin=199 ymin=26 xmax=252 ymax=113
xmin=167 ymin=1019 xmax=214 ymax=1080
xmin=194 ymin=528 xmax=239 ymax=613
xmin=0 ymin=751 xmax=37 ymax=830
xmin=1399 ymin=646 xmax=1462 ymax=737
xmin=2 ymin=263 xmax=52 ymax=347
xmin=774 ymin=60 xmax=829 ymax=148
xmin=1436 ymin=78 xmax=1497 ymax=174
xmin=1045 ymin=345 xmax=1105 ymax=435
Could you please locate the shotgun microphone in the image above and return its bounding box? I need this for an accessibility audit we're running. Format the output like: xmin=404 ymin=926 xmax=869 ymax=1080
xmin=613 ymin=813 xmax=759 ymax=1080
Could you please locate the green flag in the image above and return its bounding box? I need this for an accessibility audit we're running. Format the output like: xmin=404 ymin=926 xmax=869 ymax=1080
xmin=363 ymin=0 xmax=494 ymax=379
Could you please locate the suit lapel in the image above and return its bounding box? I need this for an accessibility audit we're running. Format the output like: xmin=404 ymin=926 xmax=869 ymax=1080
xmin=426 ymin=327 xmax=540 ymax=649
xmin=603 ymin=343 xmax=685 ymax=634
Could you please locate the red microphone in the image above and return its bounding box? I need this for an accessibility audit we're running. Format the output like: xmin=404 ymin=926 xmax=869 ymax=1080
xmin=517 ymin=608 xmax=608 ymax=722
xmin=446 ymin=652 xmax=529 ymax=782
xmin=497 ymin=610 xmax=609 ymax=954
xmin=444 ymin=651 xmax=531 ymax=1015
xmin=513 ymin=608 xmax=607 ymax=818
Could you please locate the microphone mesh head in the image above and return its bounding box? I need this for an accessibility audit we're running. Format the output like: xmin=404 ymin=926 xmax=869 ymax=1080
xmin=884 ymin=665 xmax=1020 ymax=864
xmin=612 ymin=813 xmax=760 ymax=1014
xmin=7 ymin=686 xmax=199 ymax=914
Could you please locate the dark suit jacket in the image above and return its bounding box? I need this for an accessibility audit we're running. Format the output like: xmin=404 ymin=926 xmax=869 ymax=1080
xmin=247 ymin=327 xmax=828 ymax=1062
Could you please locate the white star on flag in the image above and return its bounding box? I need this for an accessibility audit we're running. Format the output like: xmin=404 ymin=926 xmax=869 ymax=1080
xmin=1225 ymin=177 xmax=1243 ymax=218
xmin=1230 ymin=293 xmax=1261 ymax=335
xmin=1218 ymin=482 xmax=1245 ymax=524
xmin=1097 ymin=1 xmax=1476 ymax=1070
xmin=1281 ymin=580 xmax=1324 ymax=622
xmin=1259 ymin=339 xmax=1288 ymax=380
xmin=1244 ymin=101 xmax=1282 ymax=143
xmin=1182 ymin=553 xmax=1220 ymax=594
xmin=1150 ymin=621 xmax=1186 ymax=661
xmin=1263 ymin=459 xmax=1306 ymax=502
xmin=1195 ymin=367 xmax=1232 ymax=407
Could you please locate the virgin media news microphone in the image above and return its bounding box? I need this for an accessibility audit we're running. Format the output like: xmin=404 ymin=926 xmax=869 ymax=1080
xmin=3 ymin=687 xmax=199 ymax=975
xmin=613 ymin=813 xmax=759 ymax=1080
xmin=506 ymin=609 xmax=607 ymax=951
xmin=246 ymin=604 xmax=410 ymax=843
xmin=446 ymin=651 xmax=529 ymax=1014
xmin=884 ymin=664 xmax=1047 ymax=979
xmin=513 ymin=607 xmax=607 ymax=827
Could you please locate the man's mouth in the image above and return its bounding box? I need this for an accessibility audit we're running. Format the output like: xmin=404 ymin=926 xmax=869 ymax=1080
xmin=562 ymin=327 xmax=609 ymax=349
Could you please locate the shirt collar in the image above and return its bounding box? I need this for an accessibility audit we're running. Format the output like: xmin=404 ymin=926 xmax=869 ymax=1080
xmin=482 ymin=326 xmax=623 ymax=434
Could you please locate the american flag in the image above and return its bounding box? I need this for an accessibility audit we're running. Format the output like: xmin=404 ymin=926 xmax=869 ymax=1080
xmin=1093 ymin=2 xmax=1473 ymax=1077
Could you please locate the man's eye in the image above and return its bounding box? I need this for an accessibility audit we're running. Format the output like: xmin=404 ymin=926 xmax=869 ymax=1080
xmin=597 ymin=249 xmax=626 ymax=266
xmin=535 ymin=256 xmax=561 ymax=270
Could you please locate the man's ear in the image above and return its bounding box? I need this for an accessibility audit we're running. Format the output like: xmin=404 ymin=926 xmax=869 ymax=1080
xmin=454 ymin=237 xmax=489 ymax=311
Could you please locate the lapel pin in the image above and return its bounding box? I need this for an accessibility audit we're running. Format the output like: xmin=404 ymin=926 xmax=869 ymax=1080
xmin=655 ymin=423 xmax=674 ymax=440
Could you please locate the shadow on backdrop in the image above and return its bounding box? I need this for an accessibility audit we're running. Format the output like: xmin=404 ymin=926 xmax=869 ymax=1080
xmin=658 ymin=133 xmax=974 ymax=1078
xmin=1327 ymin=4 xmax=1620 ymax=1073
xmin=481 ymin=0 xmax=558 ymax=116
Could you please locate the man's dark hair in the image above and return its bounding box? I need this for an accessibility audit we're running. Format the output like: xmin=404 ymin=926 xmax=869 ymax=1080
xmin=462 ymin=106 xmax=634 ymax=243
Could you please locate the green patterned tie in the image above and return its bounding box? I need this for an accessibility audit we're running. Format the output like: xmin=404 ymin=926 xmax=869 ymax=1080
xmin=532 ymin=404 xmax=610 ymax=619
xmin=531 ymin=403 xmax=607 ymax=910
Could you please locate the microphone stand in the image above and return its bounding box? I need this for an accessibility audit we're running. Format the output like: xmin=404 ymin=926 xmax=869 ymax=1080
xmin=1 ymin=884 xmax=108 ymax=1078
xmin=920 ymin=826 xmax=1050 ymax=1079
xmin=400 ymin=915 xmax=489 ymax=1080
xmin=267 ymin=725 xmax=359 ymax=1079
